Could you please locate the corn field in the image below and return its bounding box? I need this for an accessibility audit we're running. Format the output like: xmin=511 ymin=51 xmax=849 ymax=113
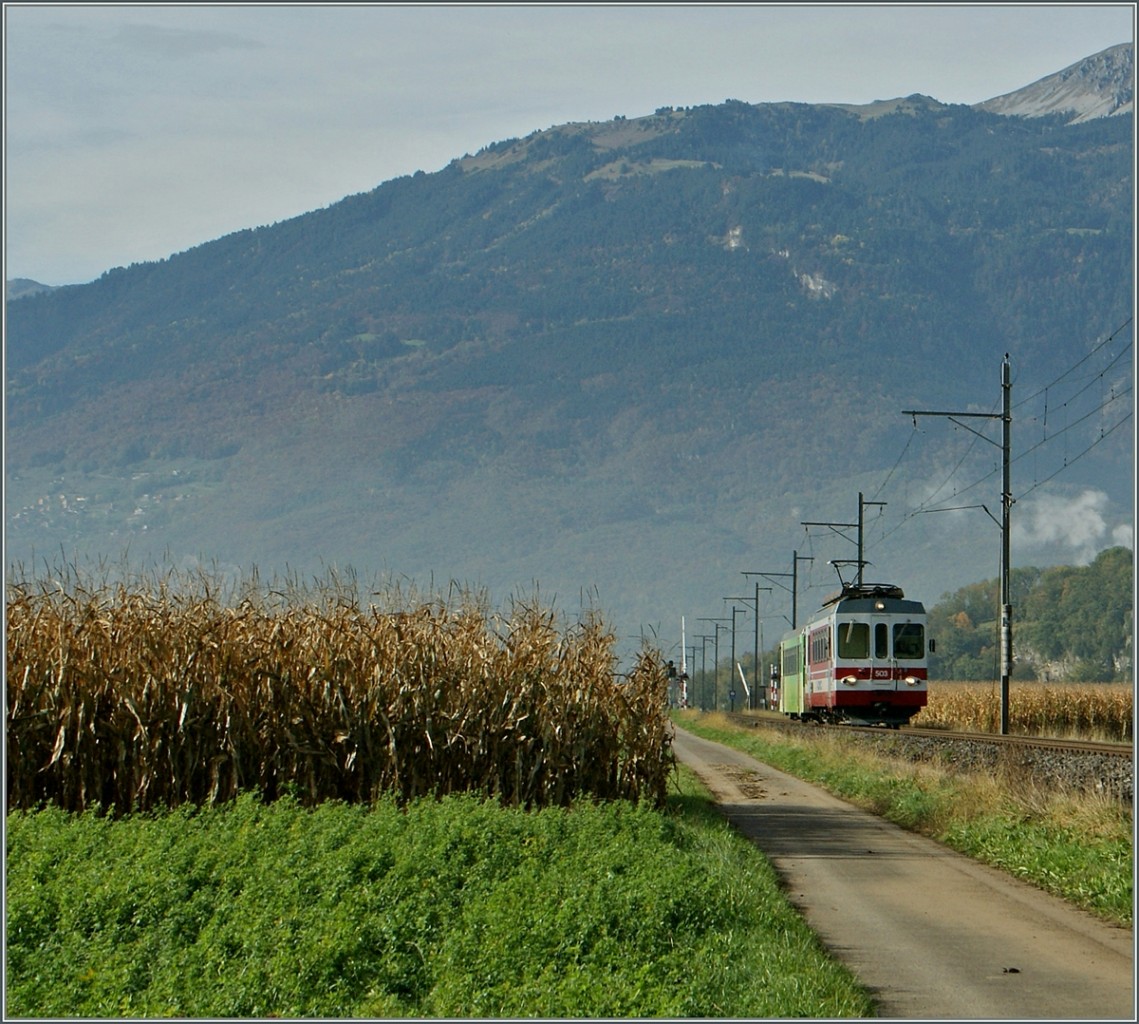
xmin=5 ymin=570 xmax=673 ymax=816
xmin=914 ymin=681 xmax=1133 ymax=742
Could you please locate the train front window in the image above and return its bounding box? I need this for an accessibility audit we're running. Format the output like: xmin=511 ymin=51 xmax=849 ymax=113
xmin=837 ymin=621 xmax=869 ymax=659
xmin=893 ymin=622 xmax=925 ymax=660
xmin=875 ymin=623 xmax=888 ymax=659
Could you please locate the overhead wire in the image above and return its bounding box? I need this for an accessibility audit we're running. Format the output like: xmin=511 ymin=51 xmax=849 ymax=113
xmin=1012 ymin=323 xmax=1132 ymax=498
xmin=1012 ymin=316 xmax=1132 ymax=411
xmin=1014 ymin=381 xmax=1132 ymax=477
xmin=1017 ymin=408 xmax=1133 ymax=499
xmin=871 ymin=389 xmax=1002 ymax=543
xmin=788 ymin=317 xmax=1132 ymax=601
xmin=867 ymin=316 xmax=1134 ymax=545
xmin=868 ymin=421 xmax=916 ymax=503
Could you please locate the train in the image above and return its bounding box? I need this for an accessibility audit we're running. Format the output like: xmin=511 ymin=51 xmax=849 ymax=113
xmin=772 ymin=582 xmax=931 ymax=728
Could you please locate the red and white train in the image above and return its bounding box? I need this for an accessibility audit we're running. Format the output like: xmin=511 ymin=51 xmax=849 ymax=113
xmin=773 ymin=582 xmax=930 ymax=728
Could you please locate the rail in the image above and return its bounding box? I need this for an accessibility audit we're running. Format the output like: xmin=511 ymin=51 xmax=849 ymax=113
xmin=721 ymin=711 xmax=1132 ymax=758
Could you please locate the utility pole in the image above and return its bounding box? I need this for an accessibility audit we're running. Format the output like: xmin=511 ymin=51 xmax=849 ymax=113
xmin=725 ymin=588 xmax=771 ymax=708
xmin=751 ymin=583 xmax=771 ymax=708
xmin=679 ymin=616 xmax=688 ymax=708
xmin=752 ymin=583 xmax=771 ymax=708
xmin=743 ymin=550 xmax=812 ymax=632
xmin=698 ymin=618 xmax=730 ymax=711
xmin=903 ymin=355 xmax=1013 ymax=734
xmin=714 ymin=623 xmax=725 ymax=711
xmin=802 ymin=492 xmax=886 ymax=588
xmin=696 ymin=634 xmax=712 ymax=710
xmin=722 ymin=600 xmax=752 ymax=711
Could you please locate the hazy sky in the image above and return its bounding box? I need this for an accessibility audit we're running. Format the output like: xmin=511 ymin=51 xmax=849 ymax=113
xmin=4 ymin=3 xmax=1134 ymax=286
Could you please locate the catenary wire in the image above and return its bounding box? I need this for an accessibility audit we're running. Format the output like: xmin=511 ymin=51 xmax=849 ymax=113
xmin=868 ymin=317 xmax=1133 ymax=545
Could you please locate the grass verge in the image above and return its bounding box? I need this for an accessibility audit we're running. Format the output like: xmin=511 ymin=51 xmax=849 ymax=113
xmin=5 ymin=770 xmax=874 ymax=1018
xmin=676 ymin=711 xmax=1133 ymax=927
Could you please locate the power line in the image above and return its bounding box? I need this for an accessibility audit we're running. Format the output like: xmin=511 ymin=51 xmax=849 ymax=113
xmin=1029 ymin=341 xmax=1134 ymax=441
xmin=869 ymin=422 xmax=917 ymax=502
xmin=1016 ymin=408 xmax=1133 ymax=500
xmin=1013 ymin=317 xmax=1133 ymax=410
xmin=1016 ymin=341 xmax=1132 ymax=452
xmin=1014 ymin=382 xmax=1132 ymax=477
xmin=1013 ymin=323 xmax=1132 ymax=495
xmin=900 ymin=390 xmax=1003 ymax=516
xmin=851 ymin=316 xmax=1133 ymax=571
xmin=875 ymin=317 xmax=1133 ymax=530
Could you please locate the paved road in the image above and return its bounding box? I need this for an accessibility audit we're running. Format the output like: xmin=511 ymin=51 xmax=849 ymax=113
xmin=672 ymin=724 xmax=1135 ymax=1020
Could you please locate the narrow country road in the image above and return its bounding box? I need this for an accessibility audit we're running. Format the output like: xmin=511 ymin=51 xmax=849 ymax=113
xmin=671 ymin=724 xmax=1135 ymax=1020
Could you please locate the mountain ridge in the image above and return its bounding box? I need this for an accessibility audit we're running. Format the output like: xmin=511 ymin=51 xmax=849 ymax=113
xmin=5 ymin=46 xmax=1134 ymax=656
xmin=976 ymin=42 xmax=1133 ymax=123
xmin=6 ymin=42 xmax=1132 ymax=293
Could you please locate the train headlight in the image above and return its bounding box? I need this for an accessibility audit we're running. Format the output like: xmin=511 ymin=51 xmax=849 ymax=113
xmin=842 ymin=675 xmax=859 ymax=686
xmin=904 ymin=676 xmax=919 ymax=687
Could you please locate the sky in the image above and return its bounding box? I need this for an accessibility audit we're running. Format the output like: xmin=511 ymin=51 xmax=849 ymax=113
xmin=4 ymin=3 xmax=1135 ymax=287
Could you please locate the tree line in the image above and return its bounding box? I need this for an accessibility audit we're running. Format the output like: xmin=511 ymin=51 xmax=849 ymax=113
xmin=690 ymin=547 xmax=1133 ymax=702
xmin=927 ymin=546 xmax=1133 ymax=682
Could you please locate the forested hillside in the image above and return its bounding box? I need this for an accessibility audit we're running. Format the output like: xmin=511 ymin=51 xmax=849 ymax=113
xmin=928 ymin=546 xmax=1133 ymax=681
xmin=5 ymin=92 xmax=1133 ymax=644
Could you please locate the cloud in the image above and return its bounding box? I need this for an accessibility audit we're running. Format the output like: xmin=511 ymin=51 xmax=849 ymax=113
xmin=110 ymin=22 xmax=262 ymax=59
xmin=1011 ymin=488 xmax=1129 ymax=564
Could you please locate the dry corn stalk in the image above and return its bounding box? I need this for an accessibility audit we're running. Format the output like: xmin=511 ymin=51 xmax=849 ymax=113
xmin=6 ymin=570 xmax=673 ymax=815
xmin=913 ymin=681 xmax=1132 ymax=742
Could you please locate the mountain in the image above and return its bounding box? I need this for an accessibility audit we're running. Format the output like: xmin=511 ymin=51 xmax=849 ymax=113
xmin=976 ymin=42 xmax=1133 ymax=122
xmin=5 ymin=48 xmax=1134 ymax=661
xmin=5 ymin=278 xmax=56 ymax=301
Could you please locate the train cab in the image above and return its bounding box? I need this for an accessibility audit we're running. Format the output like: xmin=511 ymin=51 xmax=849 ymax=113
xmin=779 ymin=583 xmax=930 ymax=728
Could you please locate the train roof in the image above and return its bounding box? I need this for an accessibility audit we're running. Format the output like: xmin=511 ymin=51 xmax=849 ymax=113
xmin=779 ymin=584 xmax=927 ymax=643
xmin=821 ymin=583 xmax=906 ymax=607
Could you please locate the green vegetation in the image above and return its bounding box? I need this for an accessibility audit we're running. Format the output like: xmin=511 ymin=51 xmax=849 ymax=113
xmin=677 ymin=713 xmax=1132 ymax=926
xmin=928 ymin=546 xmax=1134 ymax=681
xmin=5 ymin=774 xmax=874 ymax=1019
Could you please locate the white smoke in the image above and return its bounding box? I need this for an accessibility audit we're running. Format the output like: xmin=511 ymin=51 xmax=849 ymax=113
xmin=1012 ymin=489 xmax=1131 ymax=564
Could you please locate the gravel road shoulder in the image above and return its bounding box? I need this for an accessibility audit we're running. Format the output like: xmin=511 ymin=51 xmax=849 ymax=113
xmin=671 ymin=724 xmax=1135 ymax=1020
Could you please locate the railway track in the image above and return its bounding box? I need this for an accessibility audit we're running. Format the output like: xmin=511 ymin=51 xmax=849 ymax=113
xmin=896 ymin=724 xmax=1131 ymax=757
xmin=718 ymin=711 xmax=1134 ymax=800
xmin=724 ymin=710 xmax=1131 ymax=754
